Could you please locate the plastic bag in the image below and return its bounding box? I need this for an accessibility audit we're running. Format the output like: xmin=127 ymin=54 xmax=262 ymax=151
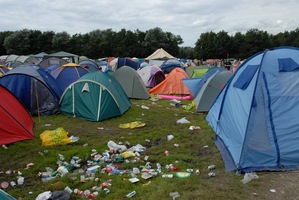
xmin=40 ymin=127 xmax=73 ymax=146
xmin=176 ymin=117 xmax=191 ymax=124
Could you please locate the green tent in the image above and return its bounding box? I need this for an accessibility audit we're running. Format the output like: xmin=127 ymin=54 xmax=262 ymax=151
xmin=0 ymin=189 xmax=16 ymax=200
xmin=60 ymin=72 xmax=131 ymax=121
xmin=190 ymin=68 xmax=209 ymax=78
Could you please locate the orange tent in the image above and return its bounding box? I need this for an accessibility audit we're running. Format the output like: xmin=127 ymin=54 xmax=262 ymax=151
xmin=149 ymin=68 xmax=191 ymax=95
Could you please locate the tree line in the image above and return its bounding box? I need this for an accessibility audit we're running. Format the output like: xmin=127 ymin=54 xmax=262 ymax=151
xmin=1 ymin=27 xmax=299 ymax=60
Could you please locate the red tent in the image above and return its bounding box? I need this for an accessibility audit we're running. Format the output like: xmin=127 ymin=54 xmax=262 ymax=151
xmin=0 ymin=85 xmax=34 ymax=145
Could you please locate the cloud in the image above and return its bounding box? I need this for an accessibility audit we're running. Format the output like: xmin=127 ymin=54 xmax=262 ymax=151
xmin=0 ymin=0 xmax=299 ymax=47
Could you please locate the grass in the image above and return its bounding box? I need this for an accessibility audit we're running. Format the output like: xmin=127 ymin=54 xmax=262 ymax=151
xmin=0 ymin=98 xmax=295 ymax=200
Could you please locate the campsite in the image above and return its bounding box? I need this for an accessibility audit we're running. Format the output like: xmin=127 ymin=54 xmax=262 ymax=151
xmin=1 ymin=47 xmax=299 ymax=199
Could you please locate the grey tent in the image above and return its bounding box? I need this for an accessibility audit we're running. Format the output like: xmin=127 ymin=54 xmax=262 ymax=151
xmin=195 ymin=70 xmax=232 ymax=113
xmin=113 ymin=66 xmax=150 ymax=99
xmin=39 ymin=57 xmax=68 ymax=69
xmin=43 ymin=51 xmax=79 ymax=63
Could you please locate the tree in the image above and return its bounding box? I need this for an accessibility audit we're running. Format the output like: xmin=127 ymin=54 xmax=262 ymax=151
xmin=52 ymin=31 xmax=71 ymax=52
xmin=3 ymin=29 xmax=32 ymax=54
xmin=194 ymin=31 xmax=218 ymax=59
xmin=0 ymin=31 xmax=13 ymax=55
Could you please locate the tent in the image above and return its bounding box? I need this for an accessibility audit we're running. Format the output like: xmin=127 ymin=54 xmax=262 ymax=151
xmin=113 ymin=66 xmax=150 ymax=99
xmin=183 ymin=67 xmax=225 ymax=98
xmin=206 ymin=46 xmax=299 ymax=172
xmin=194 ymin=70 xmax=232 ymax=113
xmin=0 ymin=85 xmax=34 ymax=146
xmin=190 ymin=68 xmax=209 ymax=78
xmin=145 ymin=48 xmax=175 ymax=66
xmin=137 ymin=65 xmax=165 ymax=88
xmin=0 ymin=65 xmax=10 ymax=76
xmin=39 ymin=57 xmax=68 ymax=69
xmin=51 ymin=63 xmax=91 ymax=91
xmin=60 ymin=72 xmax=131 ymax=121
xmin=0 ymin=64 xmax=63 ymax=116
xmin=149 ymin=68 xmax=190 ymax=95
xmin=108 ymin=57 xmax=140 ymax=71
xmin=160 ymin=58 xmax=184 ymax=74
xmin=79 ymin=60 xmax=100 ymax=72
xmin=145 ymin=48 xmax=175 ymax=60
xmin=43 ymin=51 xmax=79 ymax=63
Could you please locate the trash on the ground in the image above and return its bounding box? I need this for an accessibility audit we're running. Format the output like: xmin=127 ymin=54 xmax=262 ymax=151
xmin=1 ymin=181 xmax=9 ymax=189
xmin=17 ymin=176 xmax=24 ymax=185
xmin=189 ymin=126 xmax=201 ymax=130
xmin=142 ymin=181 xmax=152 ymax=186
xmin=195 ymin=169 xmax=200 ymax=175
xmin=40 ymin=127 xmax=78 ymax=146
xmin=187 ymin=169 xmax=193 ymax=173
xmin=203 ymin=145 xmax=209 ymax=148
xmin=51 ymin=190 xmax=71 ymax=200
xmin=241 ymin=172 xmax=259 ymax=184
xmin=25 ymin=163 xmax=34 ymax=169
xmin=169 ymin=191 xmax=180 ymax=200
xmin=126 ymin=190 xmax=136 ymax=198
xmin=164 ymin=150 xmax=170 ymax=156
xmin=162 ymin=174 xmax=173 ymax=178
xmin=121 ymin=151 xmax=136 ymax=159
xmin=36 ymin=191 xmax=52 ymax=200
xmin=167 ymin=134 xmax=174 ymax=140
xmin=174 ymin=143 xmax=180 ymax=147
xmin=176 ymin=117 xmax=191 ymax=124
xmin=107 ymin=140 xmax=127 ymax=152
xmin=175 ymin=172 xmax=191 ymax=178
xmin=97 ymin=127 xmax=104 ymax=130
xmin=128 ymin=144 xmax=146 ymax=152
xmin=141 ymin=105 xmax=149 ymax=110
xmin=208 ymin=165 xmax=216 ymax=170
xmin=208 ymin=172 xmax=216 ymax=177
xmin=129 ymin=177 xmax=139 ymax=183
xmin=119 ymin=121 xmax=146 ymax=129
xmin=170 ymin=99 xmax=181 ymax=104
xmin=270 ymin=189 xmax=276 ymax=193
xmin=2 ymin=145 xmax=8 ymax=149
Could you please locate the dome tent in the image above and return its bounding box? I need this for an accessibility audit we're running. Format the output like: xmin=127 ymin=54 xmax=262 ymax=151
xmin=60 ymin=72 xmax=131 ymax=121
xmin=0 ymin=64 xmax=62 ymax=116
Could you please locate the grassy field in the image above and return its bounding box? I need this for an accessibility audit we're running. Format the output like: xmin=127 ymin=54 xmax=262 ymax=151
xmin=1 ymin=98 xmax=298 ymax=200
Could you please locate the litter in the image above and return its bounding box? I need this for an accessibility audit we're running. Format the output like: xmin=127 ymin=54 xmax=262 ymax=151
xmin=141 ymin=105 xmax=149 ymax=110
xmin=126 ymin=190 xmax=136 ymax=198
xmin=129 ymin=177 xmax=139 ymax=183
xmin=241 ymin=172 xmax=259 ymax=184
xmin=169 ymin=191 xmax=180 ymax=200
xmin=176 ymin=117 xmax=191 ymax=124
xmin=107 ymin=141 xmax=127 ymax=152
xmin=189 ymin=126 xmax=201 ymax=130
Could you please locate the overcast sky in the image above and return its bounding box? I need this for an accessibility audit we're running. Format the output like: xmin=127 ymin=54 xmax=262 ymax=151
xmin=1 ymin=0 xmax=299 ymax=47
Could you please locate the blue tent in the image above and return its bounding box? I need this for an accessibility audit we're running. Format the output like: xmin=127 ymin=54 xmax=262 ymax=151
xmin=182 ymin=67 xmax=224 ymax=97
xmin=79 ymin=60 xmax=100 ymax=72
xmin=117 ymin=58 xmax=140 ymax=70
xmin=206 ymin=46 xmax=299 ymax=172
xmin=160 ymin=58 xmax=184 ymax=74
xmin=0 ymin=64 xmax=62 ymax=116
